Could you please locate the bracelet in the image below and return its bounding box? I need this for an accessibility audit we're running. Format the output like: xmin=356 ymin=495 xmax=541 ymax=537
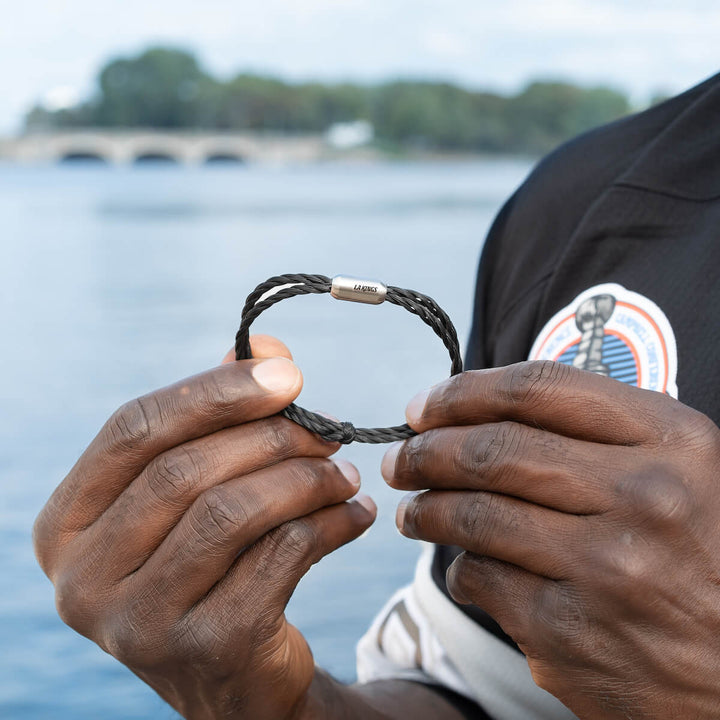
xmin=235 ymin=273 xmax=463 ymax=444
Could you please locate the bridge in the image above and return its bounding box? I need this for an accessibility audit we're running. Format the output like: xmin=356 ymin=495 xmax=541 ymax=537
xmin=0 ymin=130 xmax=327 ymax=165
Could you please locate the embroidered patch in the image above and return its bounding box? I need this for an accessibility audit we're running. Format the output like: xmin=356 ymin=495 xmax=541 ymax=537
xmin=528 ymin=283 xmax=678 ymax=397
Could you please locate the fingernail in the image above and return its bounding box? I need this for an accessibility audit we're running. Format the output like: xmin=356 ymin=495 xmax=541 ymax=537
xmin=396 ymin=491 xmax=420 ymax=536
xmin=350 ymin=492 xmax=377 ymax=516
xmin=381 ymin=441 xmax=403 ymax=484
xmin=333 ymin=458 xmax=361 ymax=488
xmin=406 ymin=388 xmax=432 ymax=426
xmin=252 ymin=357 xmax=301 ymax=393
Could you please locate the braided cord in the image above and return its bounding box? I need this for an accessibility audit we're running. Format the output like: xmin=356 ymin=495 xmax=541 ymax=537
xmin=235 ymin=273 xmax=462 ymax=444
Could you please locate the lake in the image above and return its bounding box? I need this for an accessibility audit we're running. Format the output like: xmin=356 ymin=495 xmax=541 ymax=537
xmin=0 ymin=159 xmax=533 ymax=719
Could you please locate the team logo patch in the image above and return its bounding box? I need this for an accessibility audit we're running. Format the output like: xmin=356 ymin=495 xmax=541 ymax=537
xmin=528 ymin=283 xmax=678 ymax=397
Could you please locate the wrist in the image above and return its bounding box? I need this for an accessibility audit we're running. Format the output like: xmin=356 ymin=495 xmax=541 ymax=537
xmin=291 ymin=669 xmax=388 ymax=720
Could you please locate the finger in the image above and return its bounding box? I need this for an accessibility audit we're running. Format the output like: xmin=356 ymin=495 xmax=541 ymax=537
xmin=132 ymin=458 xmax=368 ymax=610
xmin=74 ymin=417 xmax=339 ymax=579
xmin=398 ymin=489 xmax=579 ymax=579
xmin=406 ymin=361 xmax=680 ymax=445
xmin=37 ymin=356 xmax=303 ymax=540
xmin=221 ymin=334 xmax=293 ymax=364
xmin=446 ymin=552 xmax=561 ymax=655
xmin=191 ymin=493 xmax=376 ymax=629
xmin=382 ymin=423 xmax=635 ymax=514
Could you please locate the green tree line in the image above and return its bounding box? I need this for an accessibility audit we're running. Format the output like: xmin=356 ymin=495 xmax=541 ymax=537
xmin=26 ymin=47 xmax=632 ymax=155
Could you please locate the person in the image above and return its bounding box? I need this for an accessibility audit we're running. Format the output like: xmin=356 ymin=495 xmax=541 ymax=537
xmin=33 ymin=71 xmax=720 ymax=719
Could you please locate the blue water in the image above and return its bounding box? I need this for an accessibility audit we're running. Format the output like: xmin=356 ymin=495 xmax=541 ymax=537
xmin=0 ymin=159 xmax=532 ymax=719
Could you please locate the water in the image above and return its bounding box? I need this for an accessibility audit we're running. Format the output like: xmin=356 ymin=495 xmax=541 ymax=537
xmin=0 ymin=159 xmax=532 ymax=719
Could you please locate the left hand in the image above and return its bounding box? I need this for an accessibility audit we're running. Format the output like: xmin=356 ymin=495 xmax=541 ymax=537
xmin=381 ymin=360 xmax=720 ymax=720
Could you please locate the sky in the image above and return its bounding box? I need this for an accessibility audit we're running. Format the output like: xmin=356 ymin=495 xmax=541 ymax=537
xmin=1 ymin=0 xmax=718 ymax=133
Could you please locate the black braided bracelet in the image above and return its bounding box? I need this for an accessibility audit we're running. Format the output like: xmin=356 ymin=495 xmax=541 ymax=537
xmin=235 ymin=273 xmax=463 ymax=444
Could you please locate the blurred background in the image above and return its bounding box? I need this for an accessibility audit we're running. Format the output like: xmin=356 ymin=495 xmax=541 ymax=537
xmin=0 ymin=1 xmax=717 ymax=717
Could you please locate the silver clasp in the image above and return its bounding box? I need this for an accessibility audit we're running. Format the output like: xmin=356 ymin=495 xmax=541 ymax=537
xmin=330 ymin=275 xmax=387 ymax=305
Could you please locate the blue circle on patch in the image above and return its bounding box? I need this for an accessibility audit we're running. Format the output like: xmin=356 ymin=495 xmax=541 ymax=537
xmin=557 ymin=334 xmax=638 ymax=387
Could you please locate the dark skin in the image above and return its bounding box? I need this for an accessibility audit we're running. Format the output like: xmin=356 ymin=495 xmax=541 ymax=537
xmin=382 ymin=359 xmax=720 ymax=719
xmin=34 ymin=336 xmax=720 ymax=718
xmin=33 ymin=336 xmax=471 ymax=720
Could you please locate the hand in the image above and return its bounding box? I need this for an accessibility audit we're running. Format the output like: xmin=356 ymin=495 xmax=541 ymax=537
xmin=381 ymin=361 xmax=720 ymax=719
xmin=34 ymin=336 xmax=376 ymax=720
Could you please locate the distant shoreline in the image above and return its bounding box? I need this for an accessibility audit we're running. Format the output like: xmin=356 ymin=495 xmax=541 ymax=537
xmin=0 ymin=130 xmax=539 ymax=167
xmin=25 ymin=47 xmax=634 ymax=159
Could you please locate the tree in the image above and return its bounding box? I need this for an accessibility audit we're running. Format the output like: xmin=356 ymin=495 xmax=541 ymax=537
xmin=24 ymin=45 xmax=633 ymax=155
xmin=93 ymin=47 xmax=212 ymax=127
xmin=505 ymin=81 xmax=630 ymax=154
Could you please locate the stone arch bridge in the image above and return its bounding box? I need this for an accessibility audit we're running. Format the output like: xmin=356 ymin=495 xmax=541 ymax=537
xmin=0 ymin=130 xmax=326 ymax=165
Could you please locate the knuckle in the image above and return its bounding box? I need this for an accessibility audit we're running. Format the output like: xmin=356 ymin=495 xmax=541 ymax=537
xmin=195 ymin=371 xmax=246 ymax=421
xmin=282 ymin=520 xmax=318 ymax=556
xmin=430 ymin=372 xmax=469 ymax=419
xmin=680 ymin=410 xmax=720 ymax=450
xmin=172 ymin=614 xmax=237 ymax=668
xmin=146 ymin=445 xmax=210 ymax=504
xmin=313 ymin=458 xmax=350 ymax=498
xmin=108 ymin=633 xmax=150 ymax=669
xmin=104 ymin=608 xmax=169 ymax=669
xmin=531 ymin=583 xmax=585 ymax=643
xmin=276 ymin=457 xmax=354 ymax=506
xmin=447 ymin=553 xmax=533 ymax=645
xmin=267 ymin=457 xmax=347 ymax=507
xmin=195 ymin=487 xmax=250 ymax=541
xmin=402 ymin=491 xmax=436 ymax=537
xmin=457 ymin=493 xmax=505 ymax=548
xmin=590 ymin=537 xmax=652 ymax=589
xmin=32 ymin=511 xmax=55 ymax=574
xmin=176 ymin=619 xmax=226 ymax=664
xmin=501 ymin=360 xmax=564 ymax=408
xmin=397 ymin=432 xmax=431 ymax=481
xmin=103 ymin=613 xmax=144 ymax=666
xmin=105 ymin=396 xmax=157 ymax=453
xmin=54 ymin=567 xmax=96 ymax=633
xmin=258 ymin=416 xmax=303 ymax=459
xmin=102 ymin=577 xmax=183 ymax=668
xmin=283 ymin=457 xmax=337 ymax=493
xmin=614 ymin=467 xmax=695 ymax=530
xmin=33 ymin=477 xmax=98 ymax=576
xmin=54 ymin=580 xmax=80 ymax=628
xmin=652 ymin=482 xmax=695 ymax=529
xmin=271 ymin=519 xmax=318 ymax=562
xmin=459 ymin=422 xmax=522 ymax=484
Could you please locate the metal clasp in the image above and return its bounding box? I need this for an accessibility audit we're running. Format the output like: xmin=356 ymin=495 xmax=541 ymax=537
xmin=330 ymin=275 xmax=387 ymax=305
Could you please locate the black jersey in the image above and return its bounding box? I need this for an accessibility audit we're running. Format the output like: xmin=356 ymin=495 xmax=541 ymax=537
xmin=432 ymin=71 xmax=720 ymax=651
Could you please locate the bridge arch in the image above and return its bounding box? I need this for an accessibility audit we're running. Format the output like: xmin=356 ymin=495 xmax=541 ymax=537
xmin=133 ymin=151 xmax=180 ymax=164
xmin=51 ymin=135 xmax=116 ymax=164
xmin=203 ymin=151 xmax=246 ymax=164
xmin=59 ymin=151 xmax=108 ymax=164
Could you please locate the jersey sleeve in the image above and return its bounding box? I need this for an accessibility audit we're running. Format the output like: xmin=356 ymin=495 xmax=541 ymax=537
xmin=355 ymin=548 xmax=476 ymax=699
xmin=356 ymin=546 xmax=578 ymax=720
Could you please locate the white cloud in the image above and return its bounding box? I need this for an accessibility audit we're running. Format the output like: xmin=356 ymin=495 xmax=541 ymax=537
xmin=420 ymin=28 xmax=471 ymax=60
xmin=0 ymin=0 xmax=718 ymax=132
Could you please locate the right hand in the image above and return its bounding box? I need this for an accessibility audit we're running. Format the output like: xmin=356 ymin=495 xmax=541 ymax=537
xmin=33 ymin=336 xmax=376 ymax=720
